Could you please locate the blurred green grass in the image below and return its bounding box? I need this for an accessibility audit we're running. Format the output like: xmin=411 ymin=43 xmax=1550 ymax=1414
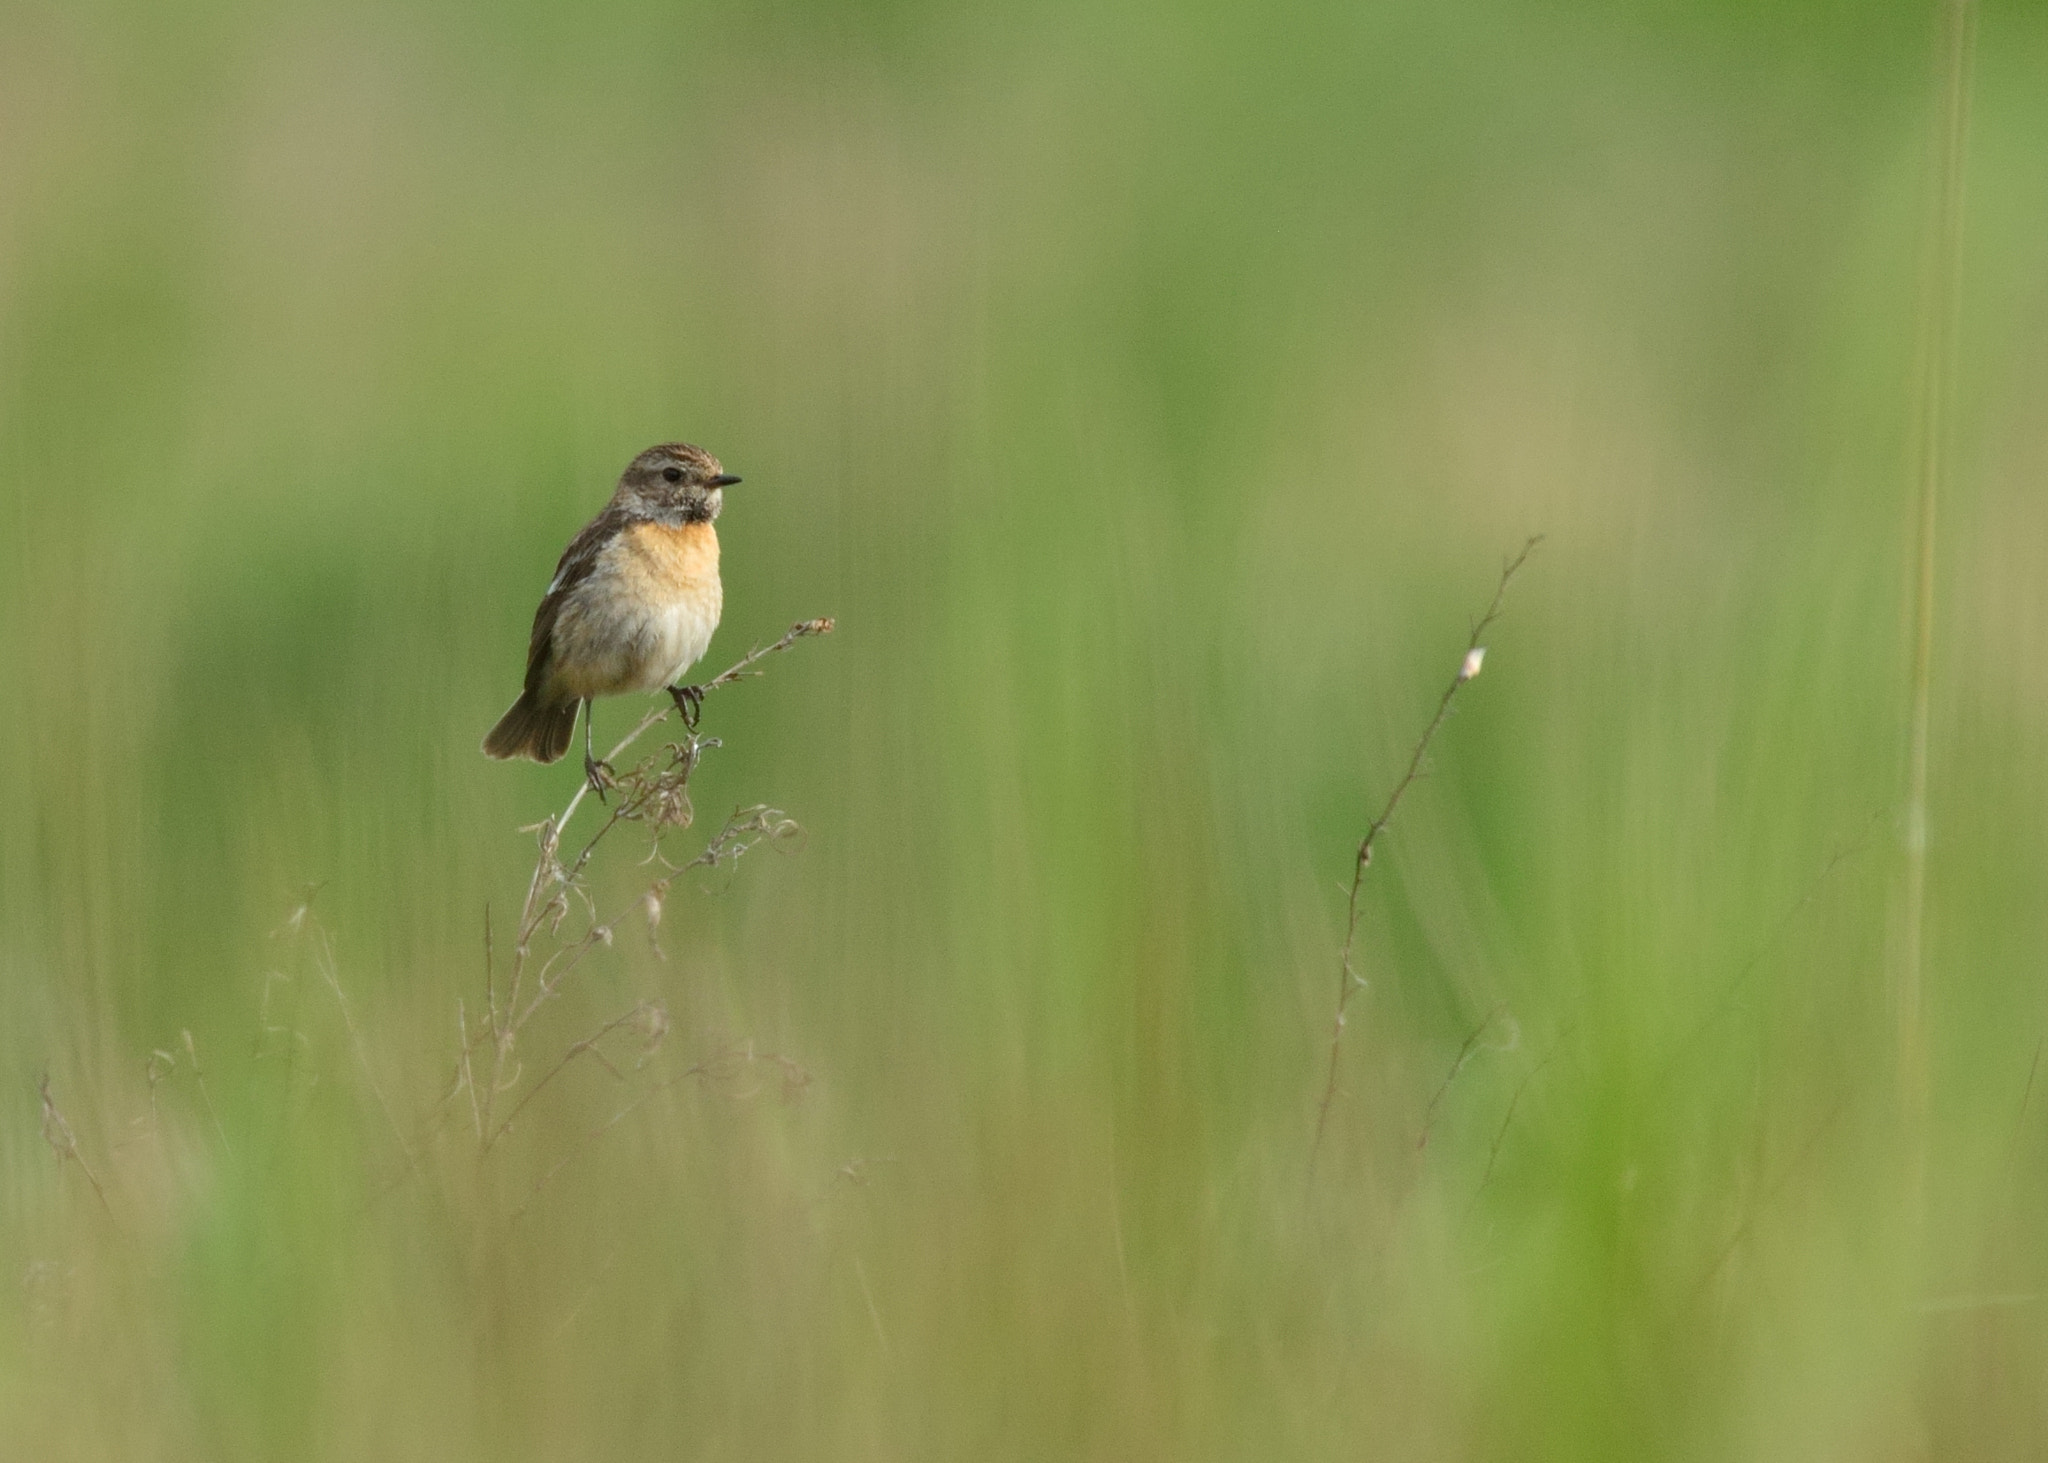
xmin=4 ymin=0 xmax=2048 ymax=1457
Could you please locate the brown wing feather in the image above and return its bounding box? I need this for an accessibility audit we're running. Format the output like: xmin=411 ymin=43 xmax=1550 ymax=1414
xmin=523 ymin=504 xmax=631 ymax=700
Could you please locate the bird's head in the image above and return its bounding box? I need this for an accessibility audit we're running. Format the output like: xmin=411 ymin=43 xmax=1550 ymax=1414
xmin=617 ymin=442 xmax=740 ymax=523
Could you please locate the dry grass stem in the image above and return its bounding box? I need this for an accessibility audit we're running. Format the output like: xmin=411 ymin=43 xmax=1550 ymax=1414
xmin=1694 ymin=1094 xmax=1849 ymax=1299
xmin=1417 ymin=1005 xmax=1515 ymax=1152
xmin=509 ymin=1038 xmax=811 ymax=1223
xmin=1308 ymin=538 xmax=1540 ymax=1187
xmin=456 ymin=617 xmax=832 ymax=1169
xmin=1462 ymin=1037 xmax=1567 ymax=1227
xmin=305 ymin=920 xmax=421 ymax=1177
xmin=487 ymin=1000 xmax=669 ymax=1149
xmin=179 ymin=1029 xmax=234 ymax=1158
xmin=39 ymin=1074 xmax=111 ymax=1216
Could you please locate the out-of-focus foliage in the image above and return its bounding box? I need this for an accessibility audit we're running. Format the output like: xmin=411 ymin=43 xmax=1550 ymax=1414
xmin=3 ymin=0 xmax=2047 ymax=1457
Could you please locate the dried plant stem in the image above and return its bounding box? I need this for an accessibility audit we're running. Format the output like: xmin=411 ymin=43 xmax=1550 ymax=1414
xmin=1693 ymin=1094 xmax=1848 ymax=1300
xmin=1900 ymin=0 xmax=1975 ymax=1193
xmin=475 ymin=618 xmax=833 ymax=1151
xmin=39 ymin=1074 xmax=111 ymax=1216
xmin=316 ymin=931 xmax=421 ymax=1178
xmin=2001 ymin=1040 xmax=2042 ymax=1190
xmin=456 ymin=999 xmax=484 ymax=1142
xmin=551 ymin=619 xmax=835 ymax=841
xmin=1307 ymin=538 xmax=1539 ymax=1187
xmin=180 ymin=1029 xmax=235 ymax=1158
xmin=1463 ymin=1040 xmax=1564 ymax=1225
xmin=1417 ymin=1005 xmax=1512 ymax=1153
xmin=487 ymin=1007 xmax=645 ymax=1150
xmin=509 ymin=1065 xmax=705 ymax=1222
xmin=507 ymin=1039 xmax=810 ymax=1222
xmin=1657 ymin=812 xmax=1884 ymax=1091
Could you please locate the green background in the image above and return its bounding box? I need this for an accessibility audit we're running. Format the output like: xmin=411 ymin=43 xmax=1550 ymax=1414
xmin=3 ymin=0 xmax=2046 ymax=1457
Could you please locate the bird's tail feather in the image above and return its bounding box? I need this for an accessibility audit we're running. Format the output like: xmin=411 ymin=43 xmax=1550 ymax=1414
xmin=482 ymin=692 xmax=579 ymax=764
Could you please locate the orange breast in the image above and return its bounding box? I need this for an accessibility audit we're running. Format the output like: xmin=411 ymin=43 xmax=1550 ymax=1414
xmin=616 ymin=520 xmax=719 ymax=597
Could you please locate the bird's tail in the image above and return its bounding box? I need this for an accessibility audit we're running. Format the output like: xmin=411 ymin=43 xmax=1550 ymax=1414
xmin=482 ymin=692 xmax=579 ymax=764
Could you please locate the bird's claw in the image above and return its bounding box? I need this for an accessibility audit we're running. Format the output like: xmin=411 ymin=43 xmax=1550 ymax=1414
xmin=668 ymin=683 xmax=705 ymax=731
xmin=583 ymin=752 xmax=617 ymax=802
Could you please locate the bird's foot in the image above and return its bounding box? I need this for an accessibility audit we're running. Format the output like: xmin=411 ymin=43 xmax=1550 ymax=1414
xmin=583 ymin=752 xmax=617 ymax=802
xmin=668 ymin=683 xmax=705 ymax=731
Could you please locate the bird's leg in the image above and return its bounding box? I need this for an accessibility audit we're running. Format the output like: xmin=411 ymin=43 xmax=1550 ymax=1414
xmin=581 ymin=700 xmax=615 ymax=800
xmin=667 ymin=682 xmax=705 ymax=731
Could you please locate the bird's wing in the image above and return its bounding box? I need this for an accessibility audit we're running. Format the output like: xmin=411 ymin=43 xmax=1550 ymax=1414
xmin=523 ymin=504 xmax=630 ymax=696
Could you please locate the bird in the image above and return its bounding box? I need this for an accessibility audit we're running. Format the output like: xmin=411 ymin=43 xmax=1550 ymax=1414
xmin=482 ymin=442 xmax=740 ymax=794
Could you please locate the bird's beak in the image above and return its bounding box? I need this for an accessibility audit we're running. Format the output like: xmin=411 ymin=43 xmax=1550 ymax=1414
xmin=710 ymin=474 xmax=741 ymax=487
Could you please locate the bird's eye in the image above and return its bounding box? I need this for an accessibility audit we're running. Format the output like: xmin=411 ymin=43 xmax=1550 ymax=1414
xmin=662 ymin=466 xmax=683 ymax=483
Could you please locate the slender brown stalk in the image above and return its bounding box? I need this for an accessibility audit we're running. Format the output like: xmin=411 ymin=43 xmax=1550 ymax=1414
xmin=314 ymin=928 xmax=422 ymax=1178
xmin=1655 ymin=812 xmax=1885 ymax=1091
xmin=1307 ymin=538 xmax=1539 ymax=1186
xmin=39 ymin=1074 xmax=112 ymax=1216
xmin=550 ymin=618 xmax=835 ymax=840
xmin=487 ymin=1004 xmax=656 ymax=1150
xmin=506 ymin=1039 xmax=812 ymax=1224
xmin=1417 ymin=1004 xmax=1512 ymax=1153
xmin=180 ymin=1029 xmax=235 ymax=1158
xmin=1462 ymin=1040 xmax=1564 ymax=1225
xmin=474 ymin=618 xmax=833 ymax=1153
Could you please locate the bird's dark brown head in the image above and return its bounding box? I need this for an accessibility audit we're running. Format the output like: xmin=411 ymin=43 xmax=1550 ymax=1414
xmin=616 ymin=442 xmax=740 ymax=523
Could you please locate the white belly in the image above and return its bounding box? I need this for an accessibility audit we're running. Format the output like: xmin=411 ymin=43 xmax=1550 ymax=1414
xmin=635 ymin=592 xmax=720 ymax=690
xmin=549 ymin=576 xmax=723 ymax=699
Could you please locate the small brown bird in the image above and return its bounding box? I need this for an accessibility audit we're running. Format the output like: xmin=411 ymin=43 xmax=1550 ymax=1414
xmin=483 ymin=442 xmax=739 ymax=792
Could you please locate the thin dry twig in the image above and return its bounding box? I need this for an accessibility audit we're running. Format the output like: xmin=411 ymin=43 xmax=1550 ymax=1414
xmin=509 ymin=1074 xmax=691 ymax=1223
xmin=39 ymin=1074 xmax=111 ymax=1216
xmin=466 ymin=618 xmax=832 ymax=1160
xmin=550 ymin=618 xmax=834 ymax=844
xmin=1307 ymin=538 xmax=1540 ymax=1188
xmin=1467 ymin=1042 xmax=1560 ymax=1218
xmin=483 ymin=905 xmax=496 ymax=1042
xmin=1417 ymin=1005 xmax=1516 ymax=1152
xmin=506 ymin=1039 xmax=811 ymax=1223
xmin=455 ymin=999 xmax=484 ymax=1143
xmin=486 ymin=1000 xmax=668 ymax=1150
xmin=1653 ymin=812 xmax=1883 ymax=1092
xmin=145 ymin=1049 xmax=176 ymax=1126
xmin=1693 ymin=1093 xmax=1848 ymax=1300
xmin=180 ymin=1029 xmax=235 ymax=1158
xmin=311 ymin=926 xmax=421 ymax=1178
